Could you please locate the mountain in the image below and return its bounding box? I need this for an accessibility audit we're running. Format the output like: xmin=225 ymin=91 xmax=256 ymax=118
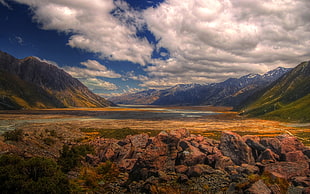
xmin=241 ymin=61 xmax=310 ymax=122
xmin=0 ymin=51 xmax=113 ymax=109
xmin=109 ymin=67 xmax=291 ymax=107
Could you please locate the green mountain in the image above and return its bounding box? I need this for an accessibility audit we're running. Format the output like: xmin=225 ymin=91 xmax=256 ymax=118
xmin=241 ymin=61 xmax=310 ymax=122
xmin=0 ymin=51 xmax=113 ymax=109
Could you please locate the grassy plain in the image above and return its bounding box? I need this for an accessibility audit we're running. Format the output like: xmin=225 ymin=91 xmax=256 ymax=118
xmin=0 ymin=106 xmax=309 ymax=151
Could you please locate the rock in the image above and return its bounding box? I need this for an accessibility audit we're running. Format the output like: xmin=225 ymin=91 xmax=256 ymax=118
xmin=127 ymin=133 xmax=149 ymax=150
xmin=118 ymin=159 xmax=137 ymax=172
xmin=245 ymin=137 xmax=266 ymax=160
xmin=158 ymin=170 xmax=172 ymax=182
xmin=85 ymin=154 xmax=100 ymax=165
xmin=260 ymin=137 xmax=281 ymax=155
xmin=292 ymin=177 xmax=310 ymax=187
xmin=257 ymin=148 xmax=279 ymax=164
xmin=168 ymin=128 xmax=190 ymax=139
xmin=177 ymin=140 xmax=207 ymax=166
xmin=98 ymin=142 xmax=122 ymax=161
xmin=268 ymin=184 xmax=282 ymax=194
xmin=239 ymin=164 xmax=259 ymax=175
xmin=245 ymin=180 xmax=272 ymax=194
xmin=303 ymin=148 xmax=310 ymax=159
xmin=284 ymin=151 xmax=308 ymax=162
xmin=187 ymin=164 xmax=215 ymax=177
xmin=264 ymin=161 xmax=309 ymax=180
xmin=277 ymin=134 xmax=305 ymax=153
xmin=276 ymin=134 xmax=306 ymax=161
xmin=302 ymin=187 xmax=310 ymax=194
xmin=177 ymin=174 xmax=189 ymax=183
xmin=215 ymin=156 xmax=234 ymax=170
xmin=219 ymin=131 xmax=255 ymax=165
xmin=175 ymin=165 xmax=188 ymax=174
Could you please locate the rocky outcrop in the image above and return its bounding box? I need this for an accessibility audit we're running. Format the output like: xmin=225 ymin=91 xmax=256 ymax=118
xmin=88 ymin=130 xmax=310 ymax=193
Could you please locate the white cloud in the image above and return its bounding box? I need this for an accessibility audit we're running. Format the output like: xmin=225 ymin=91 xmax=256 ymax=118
xmin=79 ymin=78 xmax=118 ymax=91
xmin=142 ymin=0 xmax=310 ymax=87
xmin=13 ymin=0 xmax=153 ymax=65
xmin=63 ymin=60 xmax=121 ymax=78
xmin=11 ymin=0 xmax=310 ymax=90
xmin=122 ymin=71 xmax=149 ymax=82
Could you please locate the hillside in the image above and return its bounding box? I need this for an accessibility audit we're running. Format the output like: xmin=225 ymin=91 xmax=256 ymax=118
xmin=109 ymin=67 xmax=291 ymax=107
xmin=242 ymin=61 xmax=310 ymax=122
xmin=0 ymin=51 xmax=113 ymax=109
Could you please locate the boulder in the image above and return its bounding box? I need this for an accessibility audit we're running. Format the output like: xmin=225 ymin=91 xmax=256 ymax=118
xmin=127 ymin=133 xmax=149 ymax=150
xmin=284 ymin=150 xmax=308 ymax=162
xmin=214 ymin=156 xmax=234 ymax=170
xmin=177 ymin=174 xmax=189 ymax=183
xmin=292 ymin=176 xmax=310 ymax=187
xmin=219 ymin=131 xmax=255 ymax=165
xmin=260 ymin=137 xmax=282 ymax=156
xmin=187 ymin=164 xmax=215 ymax=177
xmin=246 ymin=180 xmax=272 ymax=194
xmin=168 ymin=128 xmax=190 ymax=139
xmin=257 ymin=148 xmax=279 ymax=164
xmin=244 ymin=137 xmax=266 ymax=160
xmin=303 ymin=148 xmax=310 ymax=159
xmin=85 ymin=154 xmax=100 ymax=165
xmin=175 ymin=165 xmax=188 ymax=174
xmin=118 ymin=159 xmax=137 ymax=172
xmin=177 ymin=140 xmax=207 ymax=166
xmin=264 ymin=162 xmax=309 ymax=180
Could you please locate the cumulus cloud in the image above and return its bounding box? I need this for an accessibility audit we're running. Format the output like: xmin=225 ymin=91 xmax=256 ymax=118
xmin=142 ymin=0 xmax=310 ymax=87
xmin=79 ymin=77 xmax=118 ymax=91
xmin=63 ymin=60 xmax=121 ymax=78
xmin=9 ymin=0 xmax=310 ymax=90
xmin=13 ymin=0 xmax=153 ymax=65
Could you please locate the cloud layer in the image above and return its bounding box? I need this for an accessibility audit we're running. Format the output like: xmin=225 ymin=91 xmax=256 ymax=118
xmin=9 ymin=0 xmax=310 ymax=90
xmin=143 ymin=0 xmax=310 ymax=87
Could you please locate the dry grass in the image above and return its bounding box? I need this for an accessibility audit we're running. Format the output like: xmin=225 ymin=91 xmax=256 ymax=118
xmin=0 ymin=106 xmax=309 ymax=146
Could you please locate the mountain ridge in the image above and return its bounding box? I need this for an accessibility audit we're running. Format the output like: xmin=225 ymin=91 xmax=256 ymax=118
xmin=109 ymin=67 xmax=292 ymax=107
xmin=0 ymin=50 xmax=113 ymax=109
xmin=241 ymin=61 xmax=310 ymax=122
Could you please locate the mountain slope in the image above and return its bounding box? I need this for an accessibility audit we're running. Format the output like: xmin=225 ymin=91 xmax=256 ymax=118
xmin=242 ymin=61 xmax=310 ymax=122
xmin=0 ymin=51 xmax=113 ymax=109
xmin=109 ymin=67 xmax=291 ymax=107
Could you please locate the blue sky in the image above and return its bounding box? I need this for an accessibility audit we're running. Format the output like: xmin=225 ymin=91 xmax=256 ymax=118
xmin=1 ymin=0 xmax=310 ymax=97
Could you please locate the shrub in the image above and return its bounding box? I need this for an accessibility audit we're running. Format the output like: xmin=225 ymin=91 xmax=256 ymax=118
xmin=58 ymin=144 xmax=94 ymax=173
xmin=3 ymin=129 xmax=23 ymax=141
xmin=0 ymin=154 xmax=69 ymax=194
xmin=43 ymin=137 xmax=56 ymax=146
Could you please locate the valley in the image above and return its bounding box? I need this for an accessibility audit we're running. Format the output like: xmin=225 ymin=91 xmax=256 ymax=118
xmin=1 ymin=106 xmax=309 ymax=146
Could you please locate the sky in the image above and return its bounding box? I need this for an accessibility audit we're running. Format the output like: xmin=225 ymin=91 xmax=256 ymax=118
xmin=1 ymin=0 xmax=310 ymax=97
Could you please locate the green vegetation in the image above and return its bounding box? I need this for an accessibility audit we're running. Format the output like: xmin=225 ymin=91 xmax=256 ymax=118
xmin=242 ymin=61 xmax=310 ymax=122
xmin=43 ymin=137 xmax=56 ymax=146
xmin=261 ymin=172 xmax=289 ymax=192
xmin=58 ymin=144 xmax=94 ymax=173
xmin=80 ymin=127 xmax=161 ymax=139
xmin=261 ymin=94 xmax=310 ymax=122
xmin=69 ymin=161 xmax=121 ymax=193
xmin=0 ymin=154 xmax=69 ymax=194
xmin=3 ymin=129 xmax=24 ymax=141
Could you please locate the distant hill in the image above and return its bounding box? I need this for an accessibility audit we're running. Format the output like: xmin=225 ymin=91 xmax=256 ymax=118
xmin=0 ymin=51 xmax=113 ymax=109
xmin=241 ymin=61 xmax=310 ymax=122
xmin=109 ymin=67 xmax=291 ymax=107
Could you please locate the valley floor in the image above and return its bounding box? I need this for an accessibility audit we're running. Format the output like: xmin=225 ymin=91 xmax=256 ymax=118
xmin=1 ymin=106 xmax=309 ymax=146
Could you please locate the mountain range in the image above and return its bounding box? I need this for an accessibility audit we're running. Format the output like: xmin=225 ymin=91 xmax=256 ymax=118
xmin=241 ymin=61 xmax=310 ymax=122
xmin=0 ymin=51 xmax=113 ymax=109
xmin=109 ymin=67 xmax=292 ymax=107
